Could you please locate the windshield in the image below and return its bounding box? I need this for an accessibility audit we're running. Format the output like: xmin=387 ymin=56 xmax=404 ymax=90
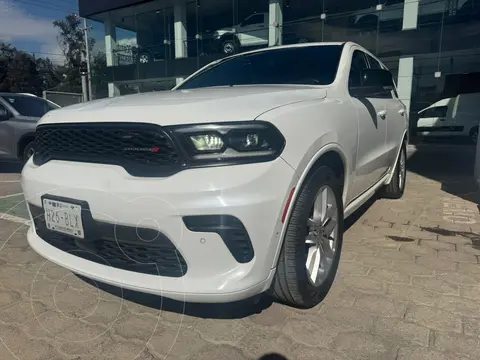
xmin=1 ymin=95 xmax=59 ymax=117
xmin=176 ymin=45 xmax=344 ymax=90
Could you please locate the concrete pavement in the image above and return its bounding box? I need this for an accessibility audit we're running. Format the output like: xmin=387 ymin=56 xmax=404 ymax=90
xmin=0 ymin=145 xmax=479 ymax=359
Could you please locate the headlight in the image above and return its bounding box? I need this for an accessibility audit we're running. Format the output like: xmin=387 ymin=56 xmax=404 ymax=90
xmin=166 ymin=121 xmax=285 ymax=166
xmin=213 ymin=31 xmax=220 ymax=38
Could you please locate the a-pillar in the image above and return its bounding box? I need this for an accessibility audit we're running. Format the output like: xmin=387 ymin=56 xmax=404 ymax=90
xmin=268 ymin=0 xmax=283 ymax=47
xmin=174 ymin=0 xmax=187 ymax=85
xmin=105 ymin=14 xmax=120 ymax=97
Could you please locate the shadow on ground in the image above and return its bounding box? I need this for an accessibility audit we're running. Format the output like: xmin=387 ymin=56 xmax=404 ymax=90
xmin=407 ymin=141 xmax=479 ymax=204
xmin=78 ymin=274 xmax=274 ymax=319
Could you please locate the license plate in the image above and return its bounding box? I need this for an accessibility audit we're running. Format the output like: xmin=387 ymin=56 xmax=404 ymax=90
xmin=43 ymin=199 xmax=84 ymax=239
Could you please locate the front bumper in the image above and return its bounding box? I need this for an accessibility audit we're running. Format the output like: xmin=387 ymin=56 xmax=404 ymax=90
xmin=22 ymin=157 xmax=296 ymax=303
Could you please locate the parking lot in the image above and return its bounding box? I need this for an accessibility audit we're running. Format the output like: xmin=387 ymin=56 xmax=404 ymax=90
xmin=0 ymin=144 xmax=479 ymax=360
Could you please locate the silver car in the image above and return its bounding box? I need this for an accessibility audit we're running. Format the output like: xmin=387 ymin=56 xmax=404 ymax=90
xmin=0 ymin=93 xmax=60 ymax=163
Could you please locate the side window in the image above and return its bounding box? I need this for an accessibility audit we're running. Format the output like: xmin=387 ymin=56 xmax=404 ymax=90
xmin=349 ymin=50 xmax=369 ymax=90
xmin=366 ymin=54 xmax=382 ymax=70
xmin=366 ymin=54 xmax=395 ymax=99
xmin=420 ymin=106 xmax=448 ymax=118
xmin=242 ymin=14 xmax=263 ymax=26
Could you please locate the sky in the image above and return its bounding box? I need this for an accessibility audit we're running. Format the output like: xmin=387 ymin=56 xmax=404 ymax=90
xmin=0 ymin=0 xmax=80 ymax=64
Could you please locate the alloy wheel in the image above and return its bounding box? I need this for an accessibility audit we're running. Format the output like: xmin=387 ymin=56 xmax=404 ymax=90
xmin=139 ymin=55 xmax=149 ymax=64
xmin=223 ymin=43 xmax=234 ymax=54
xmin=305 ymin=185 xmax=338 ymax=286
xmin=398 ymin=148 xmax=406 ymax=190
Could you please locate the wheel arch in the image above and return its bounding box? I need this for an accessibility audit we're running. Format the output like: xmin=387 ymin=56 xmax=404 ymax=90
xmin=269 ymin=144 xmax=349 ymax=270
xmin=385 ymin=130 xmax=409 ymax=185
xmin=219 ymin=33 xmax=239 ymax=43
xmin=17 ymin=132 xmax=36 ymax=159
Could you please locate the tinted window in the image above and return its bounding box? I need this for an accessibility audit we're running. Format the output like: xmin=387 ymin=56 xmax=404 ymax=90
xmin=177 ymin=45 xmax=343 ymax=89
xmin=349 ymin=50 xmax=369 ymax=89
xmin=2 ymin=95 xmax=59 ymax=117
xmin=366 ymin=54 xmax=382 ymax=70
xmin=242 ymin=14 xmax=264 ymax=26
xmin=419 ymin=106 xmax=448 ymax=118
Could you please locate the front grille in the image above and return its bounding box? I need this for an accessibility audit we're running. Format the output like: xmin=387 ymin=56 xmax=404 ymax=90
xmin=30 ymin=204 xmax=187 ymax=277
xmin=33 ymin=123 xmax=184 ymax=177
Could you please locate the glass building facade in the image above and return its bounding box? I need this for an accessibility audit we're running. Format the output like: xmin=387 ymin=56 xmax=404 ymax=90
xmin=81 ymin=0 xmax=480 ymax=134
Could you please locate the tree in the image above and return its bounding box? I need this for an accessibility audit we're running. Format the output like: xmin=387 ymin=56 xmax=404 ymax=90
xmin=0 ymin=43 xmax=43 ymax=94
xmin=36 ymin=57 xmax=63 ymax=92
xmin=53 ymin=14 xmax=95 ymax=93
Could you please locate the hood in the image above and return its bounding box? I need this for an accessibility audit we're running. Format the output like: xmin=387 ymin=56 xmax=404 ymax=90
xmin=418 ymin=98 xmax=453 ymax=114
xmin=216 ymin=26 xmax=237 ymax=33
xmin=39 ymin=86 xmax=327 ymax=127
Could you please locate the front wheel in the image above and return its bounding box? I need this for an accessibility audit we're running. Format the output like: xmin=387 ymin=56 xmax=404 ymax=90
xmin=469 ymin=126 xmax=478 ymax=144
xmin=380 ymin=142 xmax=406 ymax=199
xmin=222 ymin=40 xmax=238 ymax=55
xmin=270 ymin=165 xmax=344 ymax=309
xmin=22 ymin=141 xmax=35 ymax=163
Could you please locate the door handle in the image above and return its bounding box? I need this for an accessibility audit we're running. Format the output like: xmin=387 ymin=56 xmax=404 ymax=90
xmin=377 ymin=110 xmax=387 ymax=118
xmin=398 ymin=108 xmax=406 ymax=116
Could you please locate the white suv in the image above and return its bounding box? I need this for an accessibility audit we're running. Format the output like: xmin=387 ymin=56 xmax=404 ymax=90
xmin=22 ymin=42 xmax=408 ymax=308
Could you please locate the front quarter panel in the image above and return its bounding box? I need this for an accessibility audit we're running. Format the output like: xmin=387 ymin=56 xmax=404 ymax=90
xmin=257 ymin=95 xmax=359 ymax=206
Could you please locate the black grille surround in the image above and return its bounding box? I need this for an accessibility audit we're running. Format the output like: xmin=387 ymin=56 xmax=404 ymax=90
xmin=29 ymin=202 xmax=188 ymax=277
xmin=33 ymin=123 xmax=185 ymax=177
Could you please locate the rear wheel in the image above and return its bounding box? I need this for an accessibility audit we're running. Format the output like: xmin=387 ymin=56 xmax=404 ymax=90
xmin=380 ymin=142 xmax=406 ymax=199
xmin=270 ymin=165 xmax=343 ymax=309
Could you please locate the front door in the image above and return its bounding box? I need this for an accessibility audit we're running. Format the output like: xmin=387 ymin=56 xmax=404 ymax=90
xmin=348 ymin=50 xmax=388 ymax=199
xmin=237 ymin=13 xmax=268 ymax=47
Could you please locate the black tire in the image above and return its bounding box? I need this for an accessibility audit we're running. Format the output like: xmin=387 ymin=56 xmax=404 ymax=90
xmin=221 ymin=39 xmax=238 ymax=55
xmin=380 ymin=142 xmax=406 ymax=199
xmin=469 ymin=126 xmax=478 ymax=144
xmin=22 ymin=141 xmax=35 ymax=163
xmin=270 ymin=165 xmax=344 ymax=309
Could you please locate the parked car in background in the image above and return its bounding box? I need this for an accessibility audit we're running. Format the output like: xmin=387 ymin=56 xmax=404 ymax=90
xmin=212 ymin=12 xmax=309 ymax=55
xmin=416 ymin=93 xmax=480 ymax=143
xmin=351 ymin=0 xmax=474 ymax=30
xmin=0 ymin=93 xmax=60 ymax=163
xmin=22 ymin=42 xmax=408 ymax=308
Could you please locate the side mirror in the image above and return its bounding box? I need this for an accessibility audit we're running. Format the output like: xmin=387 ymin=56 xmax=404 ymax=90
xmin=0 ymin=108 xmax=10 ymax=121
xmin=351 ymin=69 xmax=394 ymax=97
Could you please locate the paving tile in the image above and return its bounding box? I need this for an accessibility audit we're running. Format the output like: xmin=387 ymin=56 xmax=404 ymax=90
xmin=282 ymin=318 xmax=338 ymax=348
xmin=397 ymin=347 xmax=470 ymax=360
xmin=191 ymin=344 xmax=249 ymax=360
xmin=434 ymin=331 xmax=480 ymax=359
xmin=354 ymin=294 xmax=407 ymax=318
xmin=412 ymin=276 xmax=459 ymax=295
xmin=416 ymin=256 xmax=457 ymax=271
xmin=332 ymin=332 xmax=397 ymax=360
xmin=405 ymin=305 xmax=462 ymax=333
xmin=438 ymin=251 xmax=477 ymax=263
xmin=368 ymin=267 xmax=411 ymax=284
xmin=372 ymin=317 xmax=430 ymax=347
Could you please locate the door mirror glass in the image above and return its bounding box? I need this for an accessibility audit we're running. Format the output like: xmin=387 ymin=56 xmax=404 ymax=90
xmin=351 ymin=69 xmax=394 ymax=97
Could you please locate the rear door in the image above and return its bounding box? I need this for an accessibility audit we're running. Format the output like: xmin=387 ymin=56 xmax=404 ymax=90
xmin=366 ymin=53 xmax=407 ymax=166
xmin=348 ymin=49 xmax=388 ymax=198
